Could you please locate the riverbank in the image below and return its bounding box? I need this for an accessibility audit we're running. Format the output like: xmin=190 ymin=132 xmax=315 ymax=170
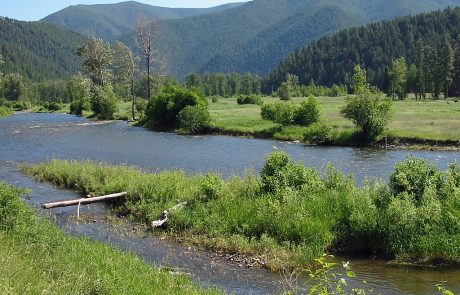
xmin=23 ymin=153 xmax=460 ymax=271
xmin=0 ymin=106 xmax=13 ymax=118
xmin=0 ymin=181 xmax=221 ymax=295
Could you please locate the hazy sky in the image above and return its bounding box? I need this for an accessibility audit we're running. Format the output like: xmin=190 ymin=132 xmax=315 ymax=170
xmin=0 ymin=0 xmax=248 ymax=21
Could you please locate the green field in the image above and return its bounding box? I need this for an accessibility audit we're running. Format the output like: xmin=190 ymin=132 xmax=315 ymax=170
xmin=209 ymin=96 xmax=460 ymax=143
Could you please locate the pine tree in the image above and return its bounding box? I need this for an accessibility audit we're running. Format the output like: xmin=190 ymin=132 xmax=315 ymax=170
xmin=440 ymin=34 xmax=455 ymax=98
xmin=415 ymin=41 xmax=426 ymax=99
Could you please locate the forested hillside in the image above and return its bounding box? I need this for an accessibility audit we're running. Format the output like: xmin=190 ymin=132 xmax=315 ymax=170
xmin=45 ymin=0 xmax=460 ymax=79
xmin=43 ymin=1 xmax=244 ymax=41
xmin=265 ymin=7 xmax=460 ymax=94
xmin=0 ymin=17 xmax=85 ymax=81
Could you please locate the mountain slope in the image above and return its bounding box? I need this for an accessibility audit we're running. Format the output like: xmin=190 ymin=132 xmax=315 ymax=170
xmin=42 ymin=1 xmax=244 ymax=41
xmin=43 ymin=0 xmax=460 ymax=79
xmin=264 ymin=7 xmax=460 ymax=92
xmin=201 ymin=0 xmax=460 ymax=75
xmin=0 ymin=17 xmax=85 ymax=81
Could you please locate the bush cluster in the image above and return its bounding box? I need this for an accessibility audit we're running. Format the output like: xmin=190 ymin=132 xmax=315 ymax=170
xmin=261 ymin=95 xmax=322 ymax=127
xmin=144 ymin=85 xmax=208 ymax=132
xmin=237 ymin=94 xmax=262 ymax=105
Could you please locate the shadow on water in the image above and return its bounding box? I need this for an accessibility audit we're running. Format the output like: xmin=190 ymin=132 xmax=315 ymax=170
xmin=1 ymin=113 xmax=460 ymax=294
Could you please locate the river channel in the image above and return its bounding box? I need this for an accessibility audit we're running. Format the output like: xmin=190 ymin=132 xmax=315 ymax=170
xmin=0 ymin=113 xmax=459 ymax=294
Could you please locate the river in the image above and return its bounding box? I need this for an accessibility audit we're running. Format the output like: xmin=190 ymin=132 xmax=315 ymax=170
xmin=0 ymin=113 xmax=459 ymax=294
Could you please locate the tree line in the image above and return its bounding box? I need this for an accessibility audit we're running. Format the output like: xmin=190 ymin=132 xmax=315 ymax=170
xmin=265 ymin=7 xmax=460 ymax=98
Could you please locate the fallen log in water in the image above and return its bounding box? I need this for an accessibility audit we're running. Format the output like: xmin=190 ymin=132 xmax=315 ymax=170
xmin=42 ymin=192 xmax=127 ymax=209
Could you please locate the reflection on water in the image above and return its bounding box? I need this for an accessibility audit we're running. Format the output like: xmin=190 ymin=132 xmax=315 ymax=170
xmin=1 ymin=113 xmax=459 ymax=294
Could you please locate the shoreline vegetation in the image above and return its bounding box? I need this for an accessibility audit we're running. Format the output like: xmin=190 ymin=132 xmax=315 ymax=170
xmin=0 ymin=181 xmax=221 ymax=295
xmin=23 ymin=152 xmax=460 ymax=271
xmin=4 ymin=95 xmax=459 ymax=151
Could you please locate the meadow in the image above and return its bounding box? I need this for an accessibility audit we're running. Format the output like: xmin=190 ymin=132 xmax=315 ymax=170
xmin=208 ymin=96 xmax=460 ymax=143
xmin=23 ymin=152 xmax=460 ymax=271
xmin=0 ymin=181 xmax=221 ymax=295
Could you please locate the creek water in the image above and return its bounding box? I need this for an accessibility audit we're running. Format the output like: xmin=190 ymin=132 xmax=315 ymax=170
xmin=0 ymin=113 xmax=459 ymax=294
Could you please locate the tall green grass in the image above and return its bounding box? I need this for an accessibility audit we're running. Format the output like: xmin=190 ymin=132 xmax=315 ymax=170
xmin=23 ymin=153 xmax=460 ymax=270
xmin=0 ymin=181 xmax=221 ymax=295
xmin=0 ymin=106 xmax=13 ymax=118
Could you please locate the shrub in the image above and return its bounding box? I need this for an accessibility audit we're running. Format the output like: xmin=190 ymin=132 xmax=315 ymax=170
xmin=134 ymin=98 xmax=148 ymax=114
xmin=340 ymin=91 xmax=393 ymax=142
xmin=303 ymin=122 xmax=331 ymax=144
xmin=389 ymin=158 xmax=445 ymax=205
xmin=70 ymin=98 xmax=91 ymax=116
xmin=210 ymin=96 xmax=219 ymax=103
xmin=44 ymin=101 xmax=61 ymax=111
xmin=261 ymin=102 xmax=294 ymax=126
xmin=177 ymin=105 xmax=211 ymax=134
xmin=294 ymin=95 xmax=321 ymax=126
xmin=144 ymin=85 xmax=207 ymax=129
xmin=237 ymin=94 xmax=262 ymax=105
xmin=261 ymin=151 xmax=322 ymax=193
xmin=0 ymin=106 xmax=13 ymax=118
xmin=90 ymin=85 xmax=118 ymax=120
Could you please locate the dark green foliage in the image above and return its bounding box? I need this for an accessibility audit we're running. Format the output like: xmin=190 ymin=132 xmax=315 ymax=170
xmin=260 ymin=102 xmax=294 ymax=126
xmin=41 ymin=101 xmax=62 ymax=112
xmin=70 ymin=98 xmax=91 ymax=116
xmin=300 ymin=81 xmax=348 ymax=97
xmin=187 ymin=72 xmax=262 ymax=97
xmin=303 ymin=122 xmax=331 ymax=144
xmin=177 ymin=105 xmax=211 ymax=134
xmin=266 ymin=7 xmax=460 ymax=94
xmin=0 ymin=17 xmax=85 ymax=81
xmin=294 ymin=96 xmax=321 ymax=126
xmin=90 ymin=85 xmax=118 ymax=120
xmin=144 ymin=85 xmax=207 ymax=129
xmin=28 ymin=80 xmax=69 ymax=103
xmin=2 ymin=73 xmax=25 ymax=101
xmin=237 ymin=94 xmax=262 ymax=105
xmin=341 ymin=92 xmax=393 ymax=142
xmin=262 ymin=96 xmax=322 ymax=127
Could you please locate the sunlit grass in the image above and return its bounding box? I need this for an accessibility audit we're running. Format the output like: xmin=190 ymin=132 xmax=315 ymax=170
xmin=209 ymin=96 xmax=460 ymax=142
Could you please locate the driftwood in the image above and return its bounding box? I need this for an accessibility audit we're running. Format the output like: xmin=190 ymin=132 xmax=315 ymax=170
xmin=151 ymin=202 xmax=187 ymax=229
xmin=42 ymin=192 xmax=127 ymax=209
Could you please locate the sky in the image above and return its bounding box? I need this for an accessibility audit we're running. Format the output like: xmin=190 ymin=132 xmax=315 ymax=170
xmin=0 ymin=0 xmax=248 ymax=21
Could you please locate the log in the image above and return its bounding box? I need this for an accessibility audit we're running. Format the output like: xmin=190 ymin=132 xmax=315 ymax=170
xmin=42 ymin=192 xmax=127 ymax=209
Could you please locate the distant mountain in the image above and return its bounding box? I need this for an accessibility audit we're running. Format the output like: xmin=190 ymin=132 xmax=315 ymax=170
xmin=0 ymin=17 xmax=85 ymax=81
xmin=264 ymin=7 xmax=460 ymax=92
xmin=42 ymin=1 xmax=245 ymax=41
xmin=40 ymin=0 xmax=460 ymax=80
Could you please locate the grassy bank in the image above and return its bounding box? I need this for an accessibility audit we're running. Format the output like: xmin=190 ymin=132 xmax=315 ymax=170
xmin=0 ymin=106 xmax=13 ymax=118
xmin=208 ymin=96 xmax=460 ymax=145
xmin=23 ymin=153 xmax=460 ymax=271
xmin=0 ymin=181 xmax=221 ymax=295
